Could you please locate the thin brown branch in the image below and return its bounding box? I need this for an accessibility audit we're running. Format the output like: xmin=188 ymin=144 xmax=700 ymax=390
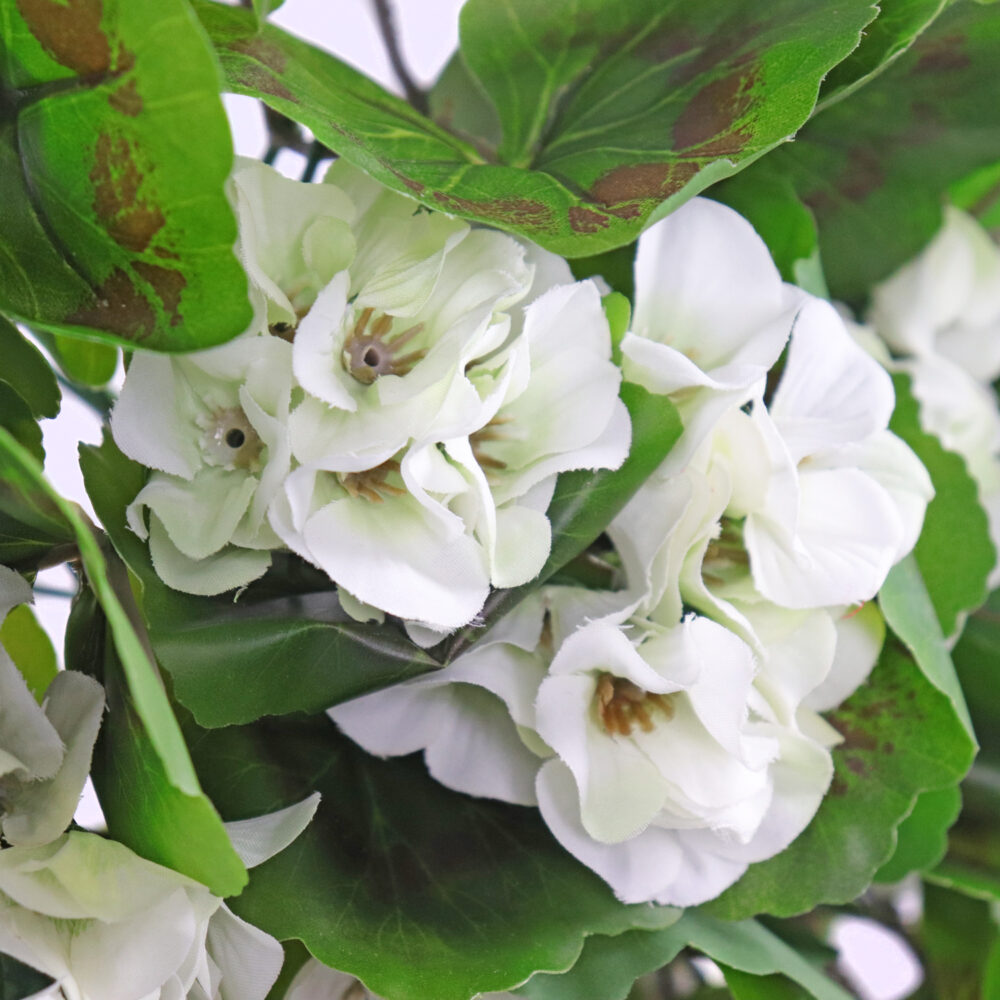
xmin=369 ymin=0 xmax=429 ymax=115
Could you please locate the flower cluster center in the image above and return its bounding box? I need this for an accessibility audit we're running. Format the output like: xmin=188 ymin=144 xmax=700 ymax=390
xmin=342 ymin=307 xmax=426 ymax=384
xmin=595 ymin=673 xmax=674 ymax=736
xmin=337 ymin=459 xmax=406 ymax=503
xmin=202 ymin=408 xmax=264 ymax=471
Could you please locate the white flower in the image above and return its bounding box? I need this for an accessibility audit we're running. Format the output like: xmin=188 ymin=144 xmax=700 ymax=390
xmin=869 ymin=207 xmax=1000 ymax=381
xmin=620 ymin=197 xmax=800 ymax=471
xmin=533 ymin=615 xmax=836 ymax=907
xmin=113 ymin=334 xmax=294 ymax=595
xmin=0 ymin=566 xmax=104 ymax=847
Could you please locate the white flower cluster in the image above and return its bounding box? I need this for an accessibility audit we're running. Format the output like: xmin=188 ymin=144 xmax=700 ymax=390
xmin=112 ymin=159 xmax=629 ymax=635
xmin=330 ymin=198 xmax=933 ymax=907
xmin=868 ymin=206 xmax=1000 ymax=590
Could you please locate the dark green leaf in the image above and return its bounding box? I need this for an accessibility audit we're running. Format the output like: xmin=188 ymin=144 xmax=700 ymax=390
xmin=80 ymin=432 xmax=441 ymax=728
xmin=704 ymin=641 xmax=975 ymax=919
xmin=0 ymin=602 xmax=58 ymax=702
xmin=186 ymin=713 xmax=677 ymax=1000
xmin=888 ymin=372 xmax=994 ymax=638
xmin=954 ymin=590 xmax=1000 ymax=760
xmin=721 ymin=967 xmax=812 ymax=1000
xmin=0 ymin=316 xmax=59 ymax=418
xmin=0 ymin=380 xmax=44 ymax=462
xmin=920 ymin=883 xmax=998 ymax=999
xmin=0 ymin=427 xmax=200 ymax=796
xmin=441 ymin=384 xmax=682 ymax=660
xmin=875 ymin=785 xmax=963 ymax=883
xmin=66 ymin=584 xmax=247 ymax=897
xmin=748 ymin=0 xmax=1000 ymax=301
xmin=0 ymin=0 xmax=250 ymax=350
xmin=0 ymin=954 xmax=54 ymax=1000
xmin=817 ymin=0 xmax=949 ymax=108
xmin=195 ymin=0 xmax=877 ymax=257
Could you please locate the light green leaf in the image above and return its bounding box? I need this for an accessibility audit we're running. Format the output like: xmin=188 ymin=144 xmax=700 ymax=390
xmin=0 ymin=0 xmax=251 ymax=350
xmin=187 ymin=713 xmax=677 ymax=1000
xmin=705 ymin=642 xmax=975 ymax=919
xmin=194 ymin=0 xmax=877 ymax=257
xmin=44 ymin=332 xmax=118 ymax=388
xmin=0 ymin=602 xmax=57 ymax=703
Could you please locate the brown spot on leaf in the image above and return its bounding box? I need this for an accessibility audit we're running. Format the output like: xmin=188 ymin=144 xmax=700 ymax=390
xmin=133 ymin=262 xmax=185 ymax=324
xmin=432 ymin=192 xmax=554 ymax=231
xmin=90 ymin=133 xmax=165 ymax=253
xmin=882 ymin=742 xmax=895 ymax=755
xmin=228 ymin=36 xmax=288 ymax=74
xmin=915 ymin=34 xmax=971 ymax=74
xmin=687 ymin=124 xmax=754 ymax=157
xmin=67 ymin=268 xmax=155 ymax=340
xmin=228 ymin=63 xmax=296 ymax=103
xmin=830 ymin=775 xmax=849 ymax=797
xmin=568 ymin=206 xmax=610 ymax=234
xmin=673 ymin=66 xmax=759 ymax=151
xmin=837 ymin=146 xmax=886 ymax=204
xmin=17 ymin=0 xmax=110 ymax=75
xmin=832 ymin=718 xmax=878 ymax=753
xmin=588 ymin=161 xmax=700 ymax=208
xmin=846 ymin=756 xmax=872 ymax=778
xmin=109 ymin=79 xmax=142 ymax=116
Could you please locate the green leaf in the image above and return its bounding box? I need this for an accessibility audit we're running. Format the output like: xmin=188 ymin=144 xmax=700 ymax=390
xmin=888 ymin=372 xmax=994 ymax=638
xmin=0 ymin=380 xmax=44 ymax=463
xmin=920 ymin=883 xmax=999 ymax=999
xmin=704 ymin=641 xmax=975 ymax=919
xmin=43 ymin=331 xmax=118 ymax=387
xmin=0 ymin=427 xmax=200 ymax=796
xmin=251 ymin=0 xmax=286 ymax=22
xmin=0 ymin=0 xmax=251 ymax=350
xmin=748 ymin=0 xmax=1000 ymax=301
xmin=428 ymin=52 xmax=502 ymax=154
xmin=0 ymin=316 xmax=59 ymax=419
xmin=519 ymin=913 xmax=851 ymax=1000
xmin=879 ymin=555 xmax=974 ymax=735
xmin=80 ymin=432 xmax=442 ymax=728
xmin=0 ymin=953 xmax=54 ymax=1000
xmin=195 ymin=0 xmax=877 ymax=257
xmin=953 ymin=590 xmax=1000 ymax=760
xmin=0 ymin=602 xmax=57 ymax=702
xmin=441 ymin=384 xmax=682 ymax=660
xmin=875 ymin=785 xmax=963 ymax=883
xmin=186 ymin=712 xmax=677 ymax=1000
xmin=721 ymin=967 xmax=811 ymax=1000
xmin=66 ymin=584 xmax=247 ymax=897
xmin=816 ymin=0 xmax=949 ymax=108
xmin=951 ymin=159 xmax=1000 ymax=227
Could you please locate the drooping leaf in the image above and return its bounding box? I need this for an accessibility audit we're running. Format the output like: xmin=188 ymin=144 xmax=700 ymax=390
xmin=0 ymin=427 xmax=200 ymax=796
xmin=80 ymin=432 xmax=441 ymax=728
xmin=194 ymin=0 xmax=877 ymax=257
xmin=186 ymin=712 xmax=678 ymax=1000
xmin=66 ymin=584 xmax=247 ymax=897
xmin=0 ymin=954 xmax=54 ymax=1000
xmin=816 ymin=0 xmax=949 ymax=108
xmin=875 ymin=785 xmax=963 ymax=883
xmin=441 ymin=384 xmax=682 ymax=660
xmin=0 ymin=602 xmax=58 ymax=702
xmin=888 ymin=372 xmax=994 ymax=638
xmin=0 ymin=380 xmax=44 ymax=463
xmin=0 ymin=0 xmax=251 ymax=351
xmin=744 ymin=0 xmax=1000 ymax=301
xmin=42 ymin=331 xmax=119 ymax=387
xmin=0 ymin=316 xmax=59 ymax=419
xmin=704 ymin=641 xmax=975 ymax=919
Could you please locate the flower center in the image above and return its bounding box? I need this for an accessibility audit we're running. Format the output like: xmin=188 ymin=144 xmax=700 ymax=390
xmin=201 ymin=408 xmax=264 ymax=471
xmin=342 ymin=307 xmax=426 ymax=384
xmin=470 ymin=415 xmax=512 ymax=478
xmin=269 ymin=320 xmax=297 ymax=343
xmin=595 ymin=673 xmax=674 ymax=736
xmin=337 ymin=459 xmax=406 ymax=503
xmin=702 ymin=516 xmax=748 ymax=586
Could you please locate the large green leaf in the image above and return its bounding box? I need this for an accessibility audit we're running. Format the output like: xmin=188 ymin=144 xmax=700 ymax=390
xmin=186 ymin=713 xmax=677 ymax=1000
xmin=194 ymin=0 xmax=876 ymax=257
xmin=0 ymin=427 xmax=200 ymax=796
xmin=704 ymin=641 xmax=975 ymax=919
xmin=517 ymin=913 xmax=850 ymax=1000
xmin=875 ymin=785 xmax=963 ymax=883
xmin=888 ymin=373 xmax=994 ymax=638
xmin=0 ymin=0 xmax=250 ymax=350
xmin=66 ymin=585 xmax=247 ymax=897
xmin=0 ymin=380 xmax=43 ymax=463
xmin=0 ymin=316 xmax=59 ymax=419
xmin=80 ymin=432 xmax=441 ymax=727
xmin=749 ymin=0 xmax=1000 ymax=301
xmin=441 ymin=385 xmax=682 ymax=660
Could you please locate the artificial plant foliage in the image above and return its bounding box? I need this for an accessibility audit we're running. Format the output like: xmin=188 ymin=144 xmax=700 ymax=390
xmin=704 ymin=641 xmax=975 ymax=919
xmin=0 ymin=317 xmax=59 ymax=421
xmin=0 ymin=954 xmax=53 ymax=1000
xmin=0 ymin=602 xmax=57 ymax=703
xmin=186 ymin=712 xmax=678 ymax=1000
xmin=888 ymin=373 xmax=994 ymax=639
xmin=64 ymin=585 xmax=248 ymax=897
xmin=194 ymin=0 xmax=878 ymax=257
xmin=874 ymin=785 xmax=962 ymax=883
xmin=747 ymin=0 xmax=1000 ymax=302
xmin=0 ymin=0 xmax=250 ymax=351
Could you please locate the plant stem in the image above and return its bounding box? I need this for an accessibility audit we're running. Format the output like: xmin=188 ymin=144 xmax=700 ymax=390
xmin=370 ymin=0 xmax=429 ymax=115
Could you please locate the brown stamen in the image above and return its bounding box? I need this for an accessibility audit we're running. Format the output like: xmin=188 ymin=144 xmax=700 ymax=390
xmin=595 ymin=673 xmax=674 ymax=736
xmin=470 ymin=415 xmax=513 ymax=477
xmin=338 ymin=460 xmax=406 ymax=503
xmin=342 ymin=308 xmax=427 ymax=384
